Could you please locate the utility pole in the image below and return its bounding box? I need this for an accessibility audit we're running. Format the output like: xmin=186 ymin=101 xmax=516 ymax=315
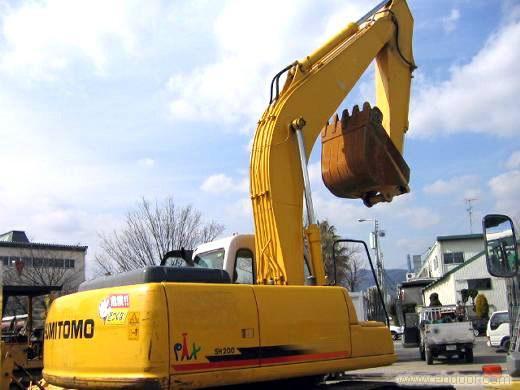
xmin=374 ymin=220 xmax=384 ymax=301
xmin=465 ymin=198 xmax=477 ymax=233
xmin=358 ymin=218 xmax=385 ymax=303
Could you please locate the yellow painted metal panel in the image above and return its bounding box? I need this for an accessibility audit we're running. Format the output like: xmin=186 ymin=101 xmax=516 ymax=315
xmin=42 ymin=284 xmax=169 ymax=388
xmin=167 ymin=284 xmax=259 ymax=379
xmin=254 ymin=285 xmax=351 ymax=360
xmin=351 ymin=323 xmax=395 ymax=359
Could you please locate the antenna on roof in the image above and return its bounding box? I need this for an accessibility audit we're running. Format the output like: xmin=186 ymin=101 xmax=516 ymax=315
xmin=464 ymin=198 xmax=478 ymax=233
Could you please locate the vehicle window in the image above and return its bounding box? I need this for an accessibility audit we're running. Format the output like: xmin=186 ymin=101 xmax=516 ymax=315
xmin=234 ymin=249 xmax=254 ymax=284
xmin=491 ymin=312 xmax=509 ymax=330
xmin=193 ymin=249 xmax=225 ymax=269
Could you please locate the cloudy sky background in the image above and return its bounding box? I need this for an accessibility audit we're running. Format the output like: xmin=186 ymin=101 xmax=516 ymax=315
xmin=0 ymin=0 xmax=519 ymax=275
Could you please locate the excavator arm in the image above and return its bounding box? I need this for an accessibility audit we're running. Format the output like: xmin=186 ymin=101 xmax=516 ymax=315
xmin=250 ymin=0 xmax=415 ymax=286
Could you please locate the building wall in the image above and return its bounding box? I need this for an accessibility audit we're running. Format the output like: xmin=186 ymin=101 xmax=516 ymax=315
xmin=0 ymin=246 xmax=85 ymax=293
xmin=423 ymin=275 xmax=455 ymax=307
xmin=450 ymin=253 xmax=507 ymax=313
xmin=423 ymin=254 xmax=507 ymax=314
xmin=440 ymin=238 xmax=484 ymax=275
xmin=418 ymin=242 xmax=442 ymax=278
xmin=417 ymin=237 xmax=485 ymax=279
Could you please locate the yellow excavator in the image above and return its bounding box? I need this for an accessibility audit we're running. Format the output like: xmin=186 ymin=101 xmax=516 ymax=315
xmin=7 ymin=0 xmax=415 ymax=388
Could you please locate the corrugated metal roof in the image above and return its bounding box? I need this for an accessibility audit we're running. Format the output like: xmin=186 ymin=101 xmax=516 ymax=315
xmin=0 ymin=242 xmax=87 ymax=251
xmin=0 ymin=230 xmax=87 ymax=251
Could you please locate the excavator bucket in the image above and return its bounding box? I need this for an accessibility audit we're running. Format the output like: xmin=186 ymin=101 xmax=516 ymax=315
xmin=321 ymin=102 xmax=410 ymax=207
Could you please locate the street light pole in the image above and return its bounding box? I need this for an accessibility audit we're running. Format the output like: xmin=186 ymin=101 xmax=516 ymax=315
xmin=374 ymin=219 xmax=384 ymax=304
xmin=358 ymin=218 xmax=385 ymax=304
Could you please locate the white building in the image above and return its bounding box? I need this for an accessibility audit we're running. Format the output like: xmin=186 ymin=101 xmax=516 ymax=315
xmin=0 ymin=230 xmax=87 ymax=294
xmin=422 ymin=250 xmax=508 ymax=313
xmin=416 ymin=234 xmax=485 ymax=279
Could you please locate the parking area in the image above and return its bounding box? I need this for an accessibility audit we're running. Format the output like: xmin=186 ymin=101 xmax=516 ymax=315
xmin=328 ymin=337 xmax=509 ymax=388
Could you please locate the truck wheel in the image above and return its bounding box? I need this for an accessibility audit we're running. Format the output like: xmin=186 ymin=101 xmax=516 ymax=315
xmin=420 ymin=346 xmax=425 ymax=361
xmin=465 ymin=348 xmax=474 ymax=363
xmin=502 ymin=338 xmax=511 ymax=352
xmin=426 ymin=348 xmax=433 ymax=365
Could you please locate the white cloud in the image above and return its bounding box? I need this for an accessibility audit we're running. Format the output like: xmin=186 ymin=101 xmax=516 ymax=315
xmin=200 ymin=174 xmax=248 ymax=194
xmin=137 ymin=158 xmax=155 ymax=167
xmin=166 ymin=0 xmax=376 ymax=128
xmin=411 ymin=19 xmax=520 ymax=138
xmin=225 ymin=198 xmax=252 ymax=219
xmin=441 ymin=9 xmax=460 ymax=33
xmin=308 ymin=161 xmax=322 ymax=187
xmin=397 ymin=237 xmax=432 ymax=254
xmin=201 ymin=174 xmax=234 ymax=193
xmin=489 ymin=170 xmax=520 ymax=215
xmin=374 ymin=193 xmax=441 ymax=230
xmin=423 ymin=175 xmax=479 ymax=197
xmin=397 ymin=207 xmax=441 ymax=229
xmin=506 ymin=150 xmax=520 ymax=169
xmin=0 ymin=0 xmax=160 ymax=79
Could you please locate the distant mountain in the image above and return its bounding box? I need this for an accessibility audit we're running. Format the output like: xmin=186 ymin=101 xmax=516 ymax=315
xmin=352 ymin=268 xmax=408 ymax=296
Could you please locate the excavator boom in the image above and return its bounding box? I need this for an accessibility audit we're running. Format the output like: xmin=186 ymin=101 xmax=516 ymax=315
xmin=250 ymin=0 xmax=415 ymax=285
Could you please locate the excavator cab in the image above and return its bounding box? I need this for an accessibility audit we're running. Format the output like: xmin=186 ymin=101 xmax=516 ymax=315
xmin=321 ymin=102 xmax=410 ymax=207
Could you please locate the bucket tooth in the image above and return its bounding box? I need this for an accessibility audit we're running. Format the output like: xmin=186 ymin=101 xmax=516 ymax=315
xmin=321 ymin=102 xmax=410 ymax=207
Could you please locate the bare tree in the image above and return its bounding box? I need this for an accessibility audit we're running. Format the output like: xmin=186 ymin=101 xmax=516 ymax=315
xmin=3 ymin=249 xmax=82 ymax=292
xmin=319 ymin=219 xmax=365 ymax=290
xmin=342 ymin=252 xmax=365 ymax=292
xmin=95 ymin=197 xmax=224 ymax=275
xmin=3 ymin=248 xmax=83 ymax=316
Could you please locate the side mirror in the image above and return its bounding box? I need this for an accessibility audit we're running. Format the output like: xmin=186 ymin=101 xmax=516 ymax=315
xmin=333 ymin=238 xmax=389 ymax=326
xmin=483 ymin=214 xmax=518 ymax=278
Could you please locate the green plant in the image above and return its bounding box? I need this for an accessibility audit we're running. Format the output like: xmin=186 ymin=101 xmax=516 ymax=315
xmin=475 ymin=294 xmax=489 ymax=319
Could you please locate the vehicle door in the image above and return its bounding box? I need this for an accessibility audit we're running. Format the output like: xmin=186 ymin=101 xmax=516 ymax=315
xmin=488 ymin=312 xmax=509 ymax=346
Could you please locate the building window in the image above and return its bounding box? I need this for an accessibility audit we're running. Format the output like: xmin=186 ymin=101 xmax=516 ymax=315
xmin=433 ymin=256 xmax=439 ymax=270
xmin=0 ymin=255 xmax=75 ymax=269
xmin=444 ymin=252 xmax=464 ymax=264
xmin=467 ymin=278 xmax=492 ymax=290
xmin=55 ymin=258 xmax=64 ymax=268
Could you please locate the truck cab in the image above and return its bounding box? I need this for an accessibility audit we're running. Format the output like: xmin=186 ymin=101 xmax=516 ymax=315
xmin=486 ymin=310 xmax=510 ymax=350
xmin=193 ymin=234 xmax=255 ymax=284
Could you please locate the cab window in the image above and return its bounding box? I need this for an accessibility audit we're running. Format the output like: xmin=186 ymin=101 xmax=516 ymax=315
xmin=490 ymin=312 xmax=509 ymax=330
xmin=234 ymin=249 xmax=254 ymax=284
xmin=193 ymin=249 xmax=225 ymax=269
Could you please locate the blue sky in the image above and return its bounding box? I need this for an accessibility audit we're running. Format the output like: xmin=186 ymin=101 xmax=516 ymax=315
xmin=0 ymin=0 xmax=519 ymax=274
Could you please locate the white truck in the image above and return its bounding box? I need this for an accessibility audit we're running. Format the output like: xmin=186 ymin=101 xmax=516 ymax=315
xmin=419 ymin=306 xmax=475 ymax=365
xmin=487 ymin=310 xmax=510 ymax=350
